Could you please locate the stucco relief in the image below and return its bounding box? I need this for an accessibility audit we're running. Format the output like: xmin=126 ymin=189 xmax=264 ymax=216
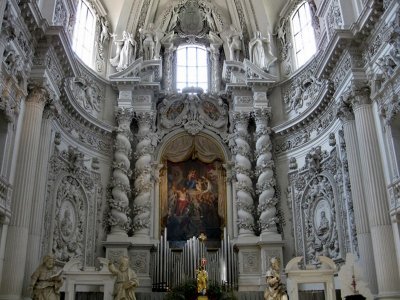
xmin=287 ymin=147 xmax=349 ymax=266
xmin=242 ymin=251 xmax=259 ymax=273
xmin=53 ymin=176 xmax=85 ymax=262
xmin=157 ymin=93 xmax=228 ymax=139
xmin=44 ymin=147 xmax=103 ymax=267
xmin=67 ymin=77 xmax=102 ymax=115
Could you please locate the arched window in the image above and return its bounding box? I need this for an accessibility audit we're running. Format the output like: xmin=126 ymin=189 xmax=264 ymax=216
xmin=291 ymin=1 xmax=317 ymax=68
xmin=176 ymin=45 xmax=208 ymax=92
xmin=72 ymin=0 xmax=96 ymax=65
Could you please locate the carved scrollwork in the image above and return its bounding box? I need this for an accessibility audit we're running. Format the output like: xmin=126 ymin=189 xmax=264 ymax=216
xmin=53 ymin=176 xmax=85 ymax=262
xmin=157 ymin=93 xmax=228 ymax=139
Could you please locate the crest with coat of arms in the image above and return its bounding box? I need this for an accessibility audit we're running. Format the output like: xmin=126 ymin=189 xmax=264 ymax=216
xmin=179 ymin=0 xmax=204 ymax=35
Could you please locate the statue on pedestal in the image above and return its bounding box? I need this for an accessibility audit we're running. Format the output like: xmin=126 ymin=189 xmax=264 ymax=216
xmin=110 ymin=31 xmax=137 ymax=72
xmin=108 ymin=256 xmax=139 ymax=300
xmin=197 ymin=265 xmax=208 ymax=296
xmin=29 ymin=255 xmax=63 ymax=300
xmin=264 ymin=257 xmax=288 ymax=300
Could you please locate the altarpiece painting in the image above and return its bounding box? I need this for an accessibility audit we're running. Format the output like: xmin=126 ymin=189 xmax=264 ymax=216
xmin=159 ymin=134 xmax=226 ymax=248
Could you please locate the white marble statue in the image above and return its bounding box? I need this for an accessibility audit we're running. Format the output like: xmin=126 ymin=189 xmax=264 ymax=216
xmin=249 ymin=31 xmax=277 ymax=71
xmin=29 ymin=255 xmax=63 ymax=300
xmin=168 ymin=6 xmax=180 ymax=32
xmin=110 ymin=31 xmax=137 ymax=72
xmin=226 ymin=24 xmax=242 ymax=61
xmin=139 ymin=23 xmax=164 ymax=60
xmin=100 ymin=17 xmax=110 ymax=45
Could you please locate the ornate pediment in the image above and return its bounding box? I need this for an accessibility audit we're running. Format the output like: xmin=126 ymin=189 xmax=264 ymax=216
xmin=157 ymin=93 xmax=228 ymax=138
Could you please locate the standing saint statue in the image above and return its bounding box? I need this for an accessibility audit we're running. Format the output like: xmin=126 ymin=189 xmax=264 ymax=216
xmin=197 ymin=265 xmax=208 ymax=296
xmin=108 ymin=256 xmax=139 ymax=300
xmin=249 ymin=31 xmax=277 ymax=71
xmin=264 ymin=257 xmax=288 ymax=300
xmin=29 ymin=255 xmax=63 ymax=300
xmin=139 ymin=23 xmax=164 ymax=60
xmin=225 ymin=24 xmax=242 ymax=61
xmin=110 ymin=31 xmax=137 ymax=72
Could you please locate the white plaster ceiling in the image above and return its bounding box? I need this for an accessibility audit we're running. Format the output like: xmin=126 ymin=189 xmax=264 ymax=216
xmin=100 ymin=0 xmax=290 ymax=34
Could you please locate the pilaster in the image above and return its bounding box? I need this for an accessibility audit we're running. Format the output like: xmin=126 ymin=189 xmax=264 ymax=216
xmin=351 ymin=84 xmax=400 ymax=299
xmin=337 ymin=97 xmax=378 ymax=293
xmin=0 ymin=84 xmax=48 ymax=300
xmin=23 ymin=103 xmax=58 ymax=297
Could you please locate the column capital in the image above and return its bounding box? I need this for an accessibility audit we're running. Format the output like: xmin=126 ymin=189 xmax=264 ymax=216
xmin=26 ymin=83 xmax=49 ymax=106
xmin=253 ymin=107 xmax=271 ymax=123
xmin=336 ymin=98 xmax=354 ymax=122
xmin=231 ymin=111 xmax=251 ymax=125
xmin=350 ymin=82 xmax=371 ymax=108
xmin=115 ymin=107 xmax=134 ymax=125
xmin=134 ymin=111 xmax=156 ymax=125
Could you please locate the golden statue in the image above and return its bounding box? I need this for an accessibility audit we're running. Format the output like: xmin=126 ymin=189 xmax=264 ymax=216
xmin=197 ymin=265 xmax=208 ymax=296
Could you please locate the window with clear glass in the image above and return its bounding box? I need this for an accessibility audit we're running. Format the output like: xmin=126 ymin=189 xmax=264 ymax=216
xmin=176 ymin=46 xmax=208 ymax=92
xmin=72 ymin=0 xmax=96 ymax=65
xmin=291 ymin=2 xmax=317 ymax=68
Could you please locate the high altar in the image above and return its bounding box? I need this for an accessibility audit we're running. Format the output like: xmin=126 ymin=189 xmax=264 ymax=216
xmin=1 ymin=0 xmax=400 ymax=299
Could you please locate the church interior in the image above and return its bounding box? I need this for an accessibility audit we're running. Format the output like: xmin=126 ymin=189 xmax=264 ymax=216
xmin=0 ymin=0 xmax=400 ymax=299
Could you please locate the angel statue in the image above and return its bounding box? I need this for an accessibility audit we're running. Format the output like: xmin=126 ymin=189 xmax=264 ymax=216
xmin=99 ymin=16 xmax=111 ymax=44
xmin=110 ymin=31 xmax=137 ymax=72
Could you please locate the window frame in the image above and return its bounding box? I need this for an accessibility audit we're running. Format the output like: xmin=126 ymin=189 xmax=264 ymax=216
xmin=175 ymin=45 xmax=209 ymax=93
xmin=72 ymin=0 xmax=97 ymax=67
xmin=290 ymin=1 xmax=317 ymax=69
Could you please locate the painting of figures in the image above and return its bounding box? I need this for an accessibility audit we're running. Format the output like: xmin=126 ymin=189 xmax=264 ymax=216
xmin=166 ymin=159 xmax=221 ymax=246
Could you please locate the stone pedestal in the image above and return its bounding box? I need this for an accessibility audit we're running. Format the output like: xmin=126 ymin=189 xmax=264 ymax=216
xmin=103 ymin=237 xmax=154 ymax=293
xmin=235 ymin=236 xmax=260 ymax=291
xmin=128 ymin=242 xmax=153 ymax=293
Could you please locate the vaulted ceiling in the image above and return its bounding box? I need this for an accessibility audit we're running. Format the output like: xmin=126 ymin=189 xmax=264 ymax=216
xmin=100 ymin=0 xmax=290 ymax=36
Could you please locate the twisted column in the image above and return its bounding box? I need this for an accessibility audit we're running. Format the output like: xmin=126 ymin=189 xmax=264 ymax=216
xmin=132 ymin=112 xmax=156 ymax=237
xmin=109 ymin=108 xmax=133 ymax=235
xmin=231 ymin=112 xmax=255 ymax=236
xmin=351 ymin=85 xmax=400 ymax=298
xmin=254 ymin=108 xmax=278 ymax=237
xmin=0 ymin=84 xmax=48 ymax=299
